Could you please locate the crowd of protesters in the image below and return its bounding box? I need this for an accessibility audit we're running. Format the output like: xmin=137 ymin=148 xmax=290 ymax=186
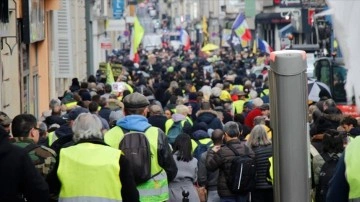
xmin=0 ymin=45 xmax=360 ymax=202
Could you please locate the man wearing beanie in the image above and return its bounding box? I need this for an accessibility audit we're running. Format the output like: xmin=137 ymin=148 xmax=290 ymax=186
xmin=105 ymin=92 xmax=177 ymax=202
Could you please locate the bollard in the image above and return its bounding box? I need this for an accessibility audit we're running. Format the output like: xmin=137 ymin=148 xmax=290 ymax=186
xmin=269 ymin=50 xmax=311 ymax=202
xmin=182 ymin=190 xmax=189 ymax=202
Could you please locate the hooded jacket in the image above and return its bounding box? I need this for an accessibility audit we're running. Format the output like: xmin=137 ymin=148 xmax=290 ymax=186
xmin=0 ymin=126 xmax=49 ymax=202
xmin=116 ymin=115 xmax=178 ymax=182
xmin=196 ymin=110 xmax=223 ymax=130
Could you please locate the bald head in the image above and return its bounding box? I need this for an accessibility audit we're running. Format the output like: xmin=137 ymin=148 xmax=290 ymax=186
xmin=212 ymin=129 xmax=224 ymax=145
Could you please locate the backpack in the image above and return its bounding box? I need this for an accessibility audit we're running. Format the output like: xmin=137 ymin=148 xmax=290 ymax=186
xmin=193 ymin=139 xmax=212 ymax=160
xmin=119 ymin=129 xmax=152 ymax=185
xmin=315 ymin=153 xmax=339 ymax=202
xmin=167 ymin=121 xmax=183 ymax=145
xmin=226 ymin=144 xmax=256 ymax=194
xmin=24 ymin=144 xmax=56 ymax=176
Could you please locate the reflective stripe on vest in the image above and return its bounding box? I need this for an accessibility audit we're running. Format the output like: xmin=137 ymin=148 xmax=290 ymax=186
xmin=137 ymin=171 xmax=169 ymax=201
xmin=59 ymin=197 xmax=119 ymax=202
xmin=165 ymin=119 xmax=186 ymax=135
xmin=345 ymin=137 xmax=360 ymax=199
xmin=125 ymin=84 xmax=134 ymax=93
xmin=58 ymin=143 xmax=122 ymax=201
xmin=105 ymin=126 xmax=168 ymax=201
xmin=186 ymin=117 xmax=193 ymax=126
xmin=65 ymin=101 xmax=77 ymax=109
xmin=48 ymin=131 xmax=58 ymax=147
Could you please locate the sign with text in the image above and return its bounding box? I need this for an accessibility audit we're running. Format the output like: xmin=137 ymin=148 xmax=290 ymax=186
xmin=112 ymin=0 xmax=124 ymax=19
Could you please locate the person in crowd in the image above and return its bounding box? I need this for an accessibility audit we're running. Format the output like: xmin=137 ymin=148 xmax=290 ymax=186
xmin=165 ymin=104 xmax=193 ymax=135
xmin=196 ymin=102 xmax=223 ymax=131
xmin=169 ymin=133 xmax=200 ymax=202
xmin=0 ymin=125 xmax=49 ymax=201
xmin=46 ymin=113 xmax=139 ymax=201
xmin=326 ymin=134 xmax=360 ymax=201
xmin=78 ymin=82 xmax=91 ymax=102
xmin=88 ymin=101 xmax=110 ymax=132
xmin=198 ymin=129 xmax=224 ymax=202
xmin=0 ymin=111 xmax=12 ymax=136
xmin=43 ymin=99 xmax=67 ymax=128
xmin=246 ymin=125 xmax=273 ymax=202
xmin=11 ymin=114 xmax=56 ymax=177
xmin=340 ymin=116 xmax=360 ymax=141
xmin=312 ymin=130 xmax=344 ymax=202
xmin=46 ymin=107 xmax=89 ymax=154
xmin=100 ymin=84 xmax=113 ymax=101
xmin=244 ymin=98 xmax=264 ymax=129
xmin=147 ymin=104 xmax=167 ymax=132
xmin=164 ymin=107 xmax=173 ymax=119
xmin=105 ymin=92 xmax=177 ymax=201
xmin=69 ymin=77 xmax=80 ymax=93
xmin=206 ymin=121 xmax=255 ymax=202
xmin=37 ymin=122 xmax=48 ymax=146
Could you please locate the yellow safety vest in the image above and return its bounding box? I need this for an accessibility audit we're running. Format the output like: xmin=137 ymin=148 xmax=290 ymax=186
xmin=125 ymin=84 xmax=134 ymax=93
xmin=58 ymin=143 xmax=122 ymax=201
xmin=345 ymin=136 xmax=360 ymax=199
xmin=186 ymin=116 xmax=193 ymax=126
xmin=64 ymin=101 xmax=77 ymax=110
xmin=165 ymin=119 xmax=187 ymax=135
xmin=104 ymin=126 xmax=169 ymax=201
xmin=191 ymin=138 xmax=213 ymax=153
xmin=47 ymin=131 xmax=58 ymax=147
xmin=233 ymin=100 xmax=246 ymax=114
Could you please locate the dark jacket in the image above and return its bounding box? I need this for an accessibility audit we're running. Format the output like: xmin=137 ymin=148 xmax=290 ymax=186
xmin=198 ymin=150 xmax=219 ymax=191
xmin=326 ymin=153 xmax=348 ymax=202
xmin=0 ymin=126 xmax=49 ymax=202
xmin=196 ymin=110 xmax=223 ymax=130
xmin=48 ymin=124 xmax=74 ymax=154
xmin=251 ymin=144 xmax=273 ymax=189
xmin=148 ymin=115 xmax=167 ymax=132
xmin=348 ymin=127 xmax=360 ymax=138
xmin=46 ymin=139 xmax=139 ymax=202
xmin=99 ymin=107 xmax=112 ymax=123
xmin=206 ymin=139 xmax=255 ymax=197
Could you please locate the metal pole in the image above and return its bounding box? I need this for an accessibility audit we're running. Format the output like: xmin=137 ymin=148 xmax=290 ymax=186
xmin=85 ymin=0 xmax=94 ymax=76
xmin=269 ymin=50 xmax=310 ymax=202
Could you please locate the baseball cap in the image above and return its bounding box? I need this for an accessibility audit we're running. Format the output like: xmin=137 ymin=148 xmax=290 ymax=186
xmin=63 ymin=107 xmax=89 ymax=121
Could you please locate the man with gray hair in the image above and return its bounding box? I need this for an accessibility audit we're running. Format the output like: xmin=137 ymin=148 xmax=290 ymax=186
xmin=206 ymin=121 xmax=255 ymax=202
xmin=47 ymin=113 xmax=139 ymax=201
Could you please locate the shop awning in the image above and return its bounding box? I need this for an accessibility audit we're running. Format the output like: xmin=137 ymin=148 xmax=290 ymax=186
xmin=255 ymin=12 xmax=291 ymax=24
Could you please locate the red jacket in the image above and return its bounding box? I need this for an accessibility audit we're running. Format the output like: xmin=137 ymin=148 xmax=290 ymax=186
xmin=244 ymin=108 xmax=262 ymax=129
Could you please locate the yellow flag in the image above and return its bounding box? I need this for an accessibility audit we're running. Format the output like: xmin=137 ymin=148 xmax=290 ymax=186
xmin=252 ymin=39 xmax=257 ymax=54
xmin=202 ymin=16 xmax=209 ymax=45
xmin=130 ymin=16 xmax=145 ymax=60
xmin=106 ymin=63 xmax=115 ymax=85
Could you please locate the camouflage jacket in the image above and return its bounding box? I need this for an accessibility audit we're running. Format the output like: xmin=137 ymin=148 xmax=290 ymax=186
xmin=11 ymin=137 xmax=56 ymax=177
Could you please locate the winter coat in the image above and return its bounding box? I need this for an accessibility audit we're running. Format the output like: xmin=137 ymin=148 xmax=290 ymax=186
xmin=198 ymin=150 xmax=219 ymax=191
xmin=99 ymin=107 xmax=112 ymax=123
xmin=0 ymin=126 xmax=49 ymax=202
xmin=251 ymin=144 xmax=273 ymax=189
xmin=169 ymin=153 xmax=200 ymax=202
xmin=196 ymin=110 xmax=223 ymax=130
xmin=148 ymin=115 xmax=167 ymax=132
xmin=206 ymin=139 xmax=255 ymax=197
xmin=244 ymin=108 xmax=262 ymax=129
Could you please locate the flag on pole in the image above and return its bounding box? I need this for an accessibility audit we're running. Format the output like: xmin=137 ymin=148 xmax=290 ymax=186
xmin=257 ymin=38 xmax=273 ymax=54
xmin=232 ymin=13 xmax=252 ymax=41
xmin=106 ymin=63 xmax=115 ymax=85
xmin=202 ymin=16 xmax=209 ymax=45
xmin=227 ymin=30 xmax=242 ymax=53
xmin=180 ymin=29 xmax=191 ymax=51
xmin=252 ymin=39 xmax=257 ymax=54
xmin=129 ymin=16 xmax=144 ymax=62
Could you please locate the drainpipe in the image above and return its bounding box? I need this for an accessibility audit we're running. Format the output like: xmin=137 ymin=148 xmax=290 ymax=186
xmin=85 ymin=0 xmax=94 ymax=76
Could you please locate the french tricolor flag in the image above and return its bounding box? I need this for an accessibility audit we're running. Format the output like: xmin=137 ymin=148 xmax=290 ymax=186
xmin=180 ymin=29 xmax=191 ymax=51
xmin=258 ymin=39 xmax=273 ymax=54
